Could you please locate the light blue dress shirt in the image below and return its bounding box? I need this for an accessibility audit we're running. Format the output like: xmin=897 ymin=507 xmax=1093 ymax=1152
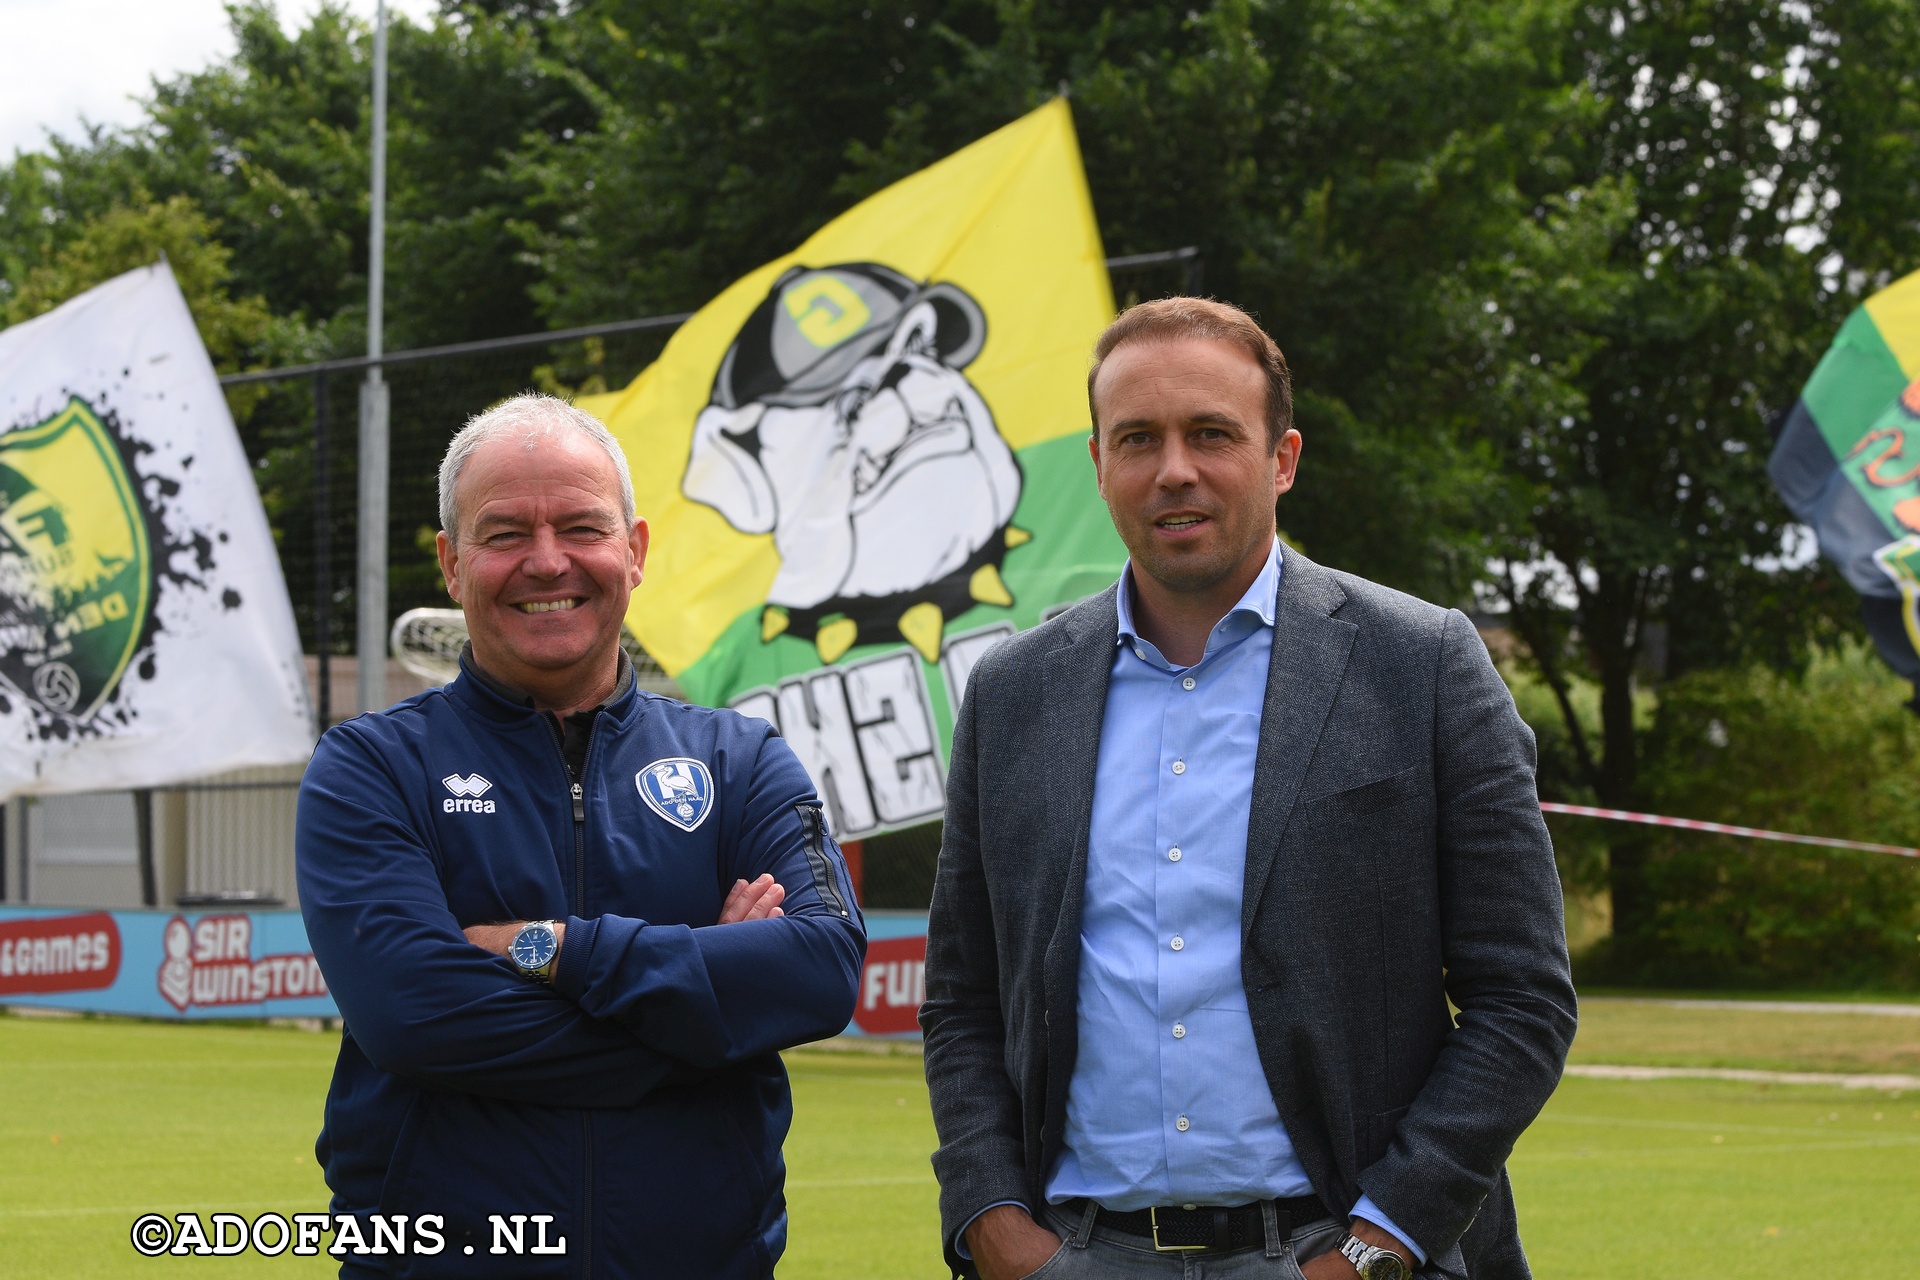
xmin=1039 ymin=540 xmax=1423 ymax=1262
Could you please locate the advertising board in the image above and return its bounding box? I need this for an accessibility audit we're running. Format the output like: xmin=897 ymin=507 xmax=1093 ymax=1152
xmin=0 ymin=905 xmax=932 ymax=1037
xmin=0 ymin=906 xmax=336 ymax=1020
xmin=848 ymin=912 xmax=930 ymax=1038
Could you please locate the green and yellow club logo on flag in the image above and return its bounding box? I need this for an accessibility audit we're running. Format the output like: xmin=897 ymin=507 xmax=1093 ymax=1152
xmin=582 ymin=100 xmax=1126 ymax=836
xmin=1779 ymin=265 xmax=1920 ymax=679
xmin=0 ymin=398 xmax=152 ymax=719
xmin=1874 ymin=535 xmax=1920 ymax=658
xmin=1818 ymin=272 xmax=1920 ymax=537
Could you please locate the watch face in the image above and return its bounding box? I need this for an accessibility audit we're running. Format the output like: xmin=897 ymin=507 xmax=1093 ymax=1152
xmin=1360 ymin=1252 xmax=1412 ymax=1280
xmin=509 ymin=924 xmax=557 ymax=969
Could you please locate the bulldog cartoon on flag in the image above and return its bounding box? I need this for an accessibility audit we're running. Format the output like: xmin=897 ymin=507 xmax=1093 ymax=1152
xmin=682 ymin=263 xmax=1028 ymax=664
xmin=582 ymin=100 xmax=1128 ymax=838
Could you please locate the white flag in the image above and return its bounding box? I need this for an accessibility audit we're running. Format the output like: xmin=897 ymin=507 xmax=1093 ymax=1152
xmin=0 ymin=263 xmax=312 ymax=799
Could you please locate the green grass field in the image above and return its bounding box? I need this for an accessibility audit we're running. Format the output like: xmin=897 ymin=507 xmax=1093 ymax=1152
xmin=2 ymin=1003 xmax=1916 ymax=1277
xmin=1571 ymin=996 xmax=1920 ymax=1075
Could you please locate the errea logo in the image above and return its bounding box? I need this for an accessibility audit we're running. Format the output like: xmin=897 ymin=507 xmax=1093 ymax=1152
xmin=442 ymin=774 xmax=496 ymax=814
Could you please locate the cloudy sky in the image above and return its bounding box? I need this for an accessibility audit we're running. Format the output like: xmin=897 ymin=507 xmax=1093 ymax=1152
xmin=2 ymin=0 xmax=438 ymax=160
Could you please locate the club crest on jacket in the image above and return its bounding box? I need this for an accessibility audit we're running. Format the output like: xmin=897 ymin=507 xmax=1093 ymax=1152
xmin=681 ymin=262 xmax=1029 ymax=666
xmin=638 ymin=757 xmax=715 ymax=832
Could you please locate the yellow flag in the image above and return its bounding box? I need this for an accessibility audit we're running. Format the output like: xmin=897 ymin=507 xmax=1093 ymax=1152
xmin=583 ymin=100 xmax=1124 ymax=836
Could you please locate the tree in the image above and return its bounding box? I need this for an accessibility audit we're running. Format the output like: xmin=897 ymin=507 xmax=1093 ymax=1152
xmin=1623 ymin=644 xmax=1920 ymax=989
xmin=0 ymin=2 xmax=589 ymax=353
xmin=3 ymin=194 xmax=272 ymax=371
xmin=513 ymin=0 xmax=997 ymax=325
xmin=1474 ymin=0 xmax=1920 ymax=943
xmin=0 ymin=2 xmax=608 ymax=650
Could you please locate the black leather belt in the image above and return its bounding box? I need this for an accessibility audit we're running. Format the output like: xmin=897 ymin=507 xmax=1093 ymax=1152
xmin=1072 ymin=1194 xmax=1334 ymax=1252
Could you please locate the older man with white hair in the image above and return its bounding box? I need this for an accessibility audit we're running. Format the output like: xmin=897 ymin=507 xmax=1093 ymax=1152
xmin=296 ymin=393 xmax=865 ymax=1279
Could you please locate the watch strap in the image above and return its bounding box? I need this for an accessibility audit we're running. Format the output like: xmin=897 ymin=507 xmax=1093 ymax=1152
xmin=1338 ymin=1232 xmax=1413 ymax=1280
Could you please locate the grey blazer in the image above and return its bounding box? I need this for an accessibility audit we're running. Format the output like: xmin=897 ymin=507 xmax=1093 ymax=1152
xmin=921 ymin=549 xmax=1577 ymax=1279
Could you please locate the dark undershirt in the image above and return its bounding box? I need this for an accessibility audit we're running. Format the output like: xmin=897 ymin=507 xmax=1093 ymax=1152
xmin=460 ymin=642 xmax=635 ymax=781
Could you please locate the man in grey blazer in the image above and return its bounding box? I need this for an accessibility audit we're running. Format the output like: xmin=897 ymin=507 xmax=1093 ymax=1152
xmin=921 ymin=298 xmax=1576 ymax=1280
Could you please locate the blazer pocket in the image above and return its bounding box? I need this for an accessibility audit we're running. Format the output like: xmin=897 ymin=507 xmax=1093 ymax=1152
xmin=1304 ymin=766 xmax=1425 ymax=828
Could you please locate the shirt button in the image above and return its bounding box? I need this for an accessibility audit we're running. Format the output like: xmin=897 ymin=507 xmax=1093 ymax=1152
xmin=1134 ymin=646 xmax=1146 ymax=660
xmin=1170 ymin=936 xmax=1184 ymax=952
xmin=1176 ymin=1116 xmax=1191 ymax=1132
xmin=1168 ymin=846 xmax=1182 ymax=862
xmin=1172 ymin=1023 xmax=1186 ymax=1039
xmin=1182 ymin=676 xmax=1196 ymax=690
xmin=1171 ymin=760 xmax=1186 ymax=775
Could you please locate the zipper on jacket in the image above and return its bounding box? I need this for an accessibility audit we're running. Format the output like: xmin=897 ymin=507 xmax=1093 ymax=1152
xmin=546 ymin=714 xmax=599 ymax=1275
xmin=569 ymin=781 xmax=586 ymax=917
xmin=542 ymin=715 xmax=589 ymax=915
xmin=570 ymin=723 xmax=595 ymax=914
xmin=569 ymin=732 xmax=594 ymax=1278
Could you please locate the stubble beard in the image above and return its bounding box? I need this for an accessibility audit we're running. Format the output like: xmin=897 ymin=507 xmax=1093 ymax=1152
xmin=1130 ymin=541 xmax=1244 ymax=596
xmin=1123 ymin=508 xmax=1262 ymax=598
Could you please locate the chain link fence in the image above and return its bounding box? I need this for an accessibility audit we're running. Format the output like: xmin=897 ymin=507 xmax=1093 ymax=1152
xmin=228 ymin=315 xmax=689 ymax=724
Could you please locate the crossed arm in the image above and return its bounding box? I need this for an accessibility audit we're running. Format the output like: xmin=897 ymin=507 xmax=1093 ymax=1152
xmin=297 ymin=727 xmax=863 ymax=1105
xmin=462 ymin=873 xmax=790 ymax=971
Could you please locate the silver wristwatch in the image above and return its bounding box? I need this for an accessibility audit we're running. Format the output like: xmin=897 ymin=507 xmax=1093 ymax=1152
xmin=507 ymin=920 xmax=560 ymax=984
xmin=1338 ymin=1233 xmax=1413 ymax=1280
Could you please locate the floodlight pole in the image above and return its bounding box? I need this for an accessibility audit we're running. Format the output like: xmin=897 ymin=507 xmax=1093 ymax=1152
xmin=357 ymin=0 xmax=391 ymax=716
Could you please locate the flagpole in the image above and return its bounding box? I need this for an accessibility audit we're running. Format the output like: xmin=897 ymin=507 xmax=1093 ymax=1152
xmin=357 ymin=0 xmax=390 ymax=716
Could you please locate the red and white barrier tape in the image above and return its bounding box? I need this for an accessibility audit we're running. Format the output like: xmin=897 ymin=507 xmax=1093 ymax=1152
xmin=1537 ymin=802 xmax=1920 ymax=860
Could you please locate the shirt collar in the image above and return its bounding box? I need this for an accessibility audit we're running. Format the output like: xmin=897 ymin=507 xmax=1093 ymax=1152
xmin=458 ymin=640 xmax=635 ymax=713
xmin=1115 ymin=536 xmax=1283 ymax=651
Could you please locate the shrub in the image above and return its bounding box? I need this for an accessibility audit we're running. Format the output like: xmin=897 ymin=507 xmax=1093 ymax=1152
xmin=1583 ymin=643 xmax=1920 ymax=990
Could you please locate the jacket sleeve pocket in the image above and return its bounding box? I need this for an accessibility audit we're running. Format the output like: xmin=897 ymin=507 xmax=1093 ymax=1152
xmin=794 ymin=802 xmax=853 ymax=918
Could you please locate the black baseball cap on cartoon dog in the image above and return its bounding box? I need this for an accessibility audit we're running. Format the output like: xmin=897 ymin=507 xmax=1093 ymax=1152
xmin=710 ymin=263 xmax=988 ymax=411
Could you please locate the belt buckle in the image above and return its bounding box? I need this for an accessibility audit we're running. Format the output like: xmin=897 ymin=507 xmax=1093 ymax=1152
xmin=1149 ymin=1207 xmax=1206 ymax=1253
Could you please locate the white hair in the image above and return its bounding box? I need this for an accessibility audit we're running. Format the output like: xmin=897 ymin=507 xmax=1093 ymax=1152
xmin=438 ymin=392 xmax=636 ymax=534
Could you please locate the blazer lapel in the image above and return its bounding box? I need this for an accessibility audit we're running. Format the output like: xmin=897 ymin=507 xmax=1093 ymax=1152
xmin=1242 ymin=550 xmax=1356 ymax=935
xmin=1038 ymin=586 xmax=1118 ymax=1006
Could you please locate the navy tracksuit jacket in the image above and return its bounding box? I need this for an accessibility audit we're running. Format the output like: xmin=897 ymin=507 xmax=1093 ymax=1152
xmin=295 ymin=663 xmax=866 ymax=1278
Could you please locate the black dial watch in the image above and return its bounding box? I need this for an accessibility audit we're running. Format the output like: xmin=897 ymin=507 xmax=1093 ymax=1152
xmin=1338 ymin=1232 xmax=1414 ymax=1280
xmin=507 ymin=920 xmax=560 ymax=983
